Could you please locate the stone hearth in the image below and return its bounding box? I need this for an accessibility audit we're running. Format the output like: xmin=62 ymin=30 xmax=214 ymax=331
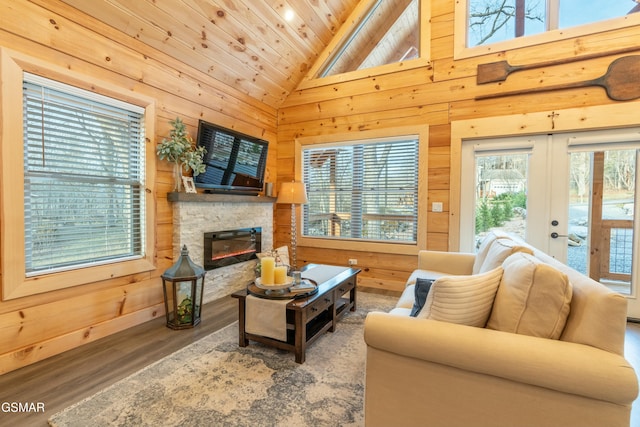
xmin=169 ymin=193 xmax=275 ymax=303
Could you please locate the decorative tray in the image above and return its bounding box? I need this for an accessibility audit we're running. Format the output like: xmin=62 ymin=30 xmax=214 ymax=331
xmin=248 ymin=279 xmax=318 ymax=300
xmin=255 ymin=277 xmax=294 ymax=291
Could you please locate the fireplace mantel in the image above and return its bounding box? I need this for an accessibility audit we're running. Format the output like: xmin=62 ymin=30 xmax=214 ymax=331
xmin=167 ymin=192 xmax=276 ymax=204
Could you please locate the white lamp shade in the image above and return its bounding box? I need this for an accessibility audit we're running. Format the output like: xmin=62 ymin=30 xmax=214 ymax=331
xmin=276 ymin=181 xmax=309 ymax=204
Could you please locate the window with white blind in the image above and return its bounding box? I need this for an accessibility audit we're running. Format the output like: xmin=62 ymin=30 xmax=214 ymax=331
xmin=302 ymin=137 xmax=419 ymax=243
xmin=23 ymin=73 xmax=145 ymax=275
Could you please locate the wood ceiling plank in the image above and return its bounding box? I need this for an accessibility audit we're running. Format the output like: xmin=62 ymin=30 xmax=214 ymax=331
xmin=280 ymin=0 xmax=336 ymax=45
xmin=264 ymin=0 xmax=325 ymax=54
xmin=176 ymin=0 xmax=301 ymax=92
xmin=182 ymin=0 xmax=311 ymax=97
xmin=299 ymin=0 xmax=344 ymax=37
xmin=324 ymin=0 xmax=360 ymax=22
xmin=52 ymin=0 xmax=363 ymax=108
xmin=217 ymin=0 xmax=329 ymax=79
xmin=36 ymin=0 xmax=278 ymax=121
xmin=236 ymin=0 xmax=322 ymax=77
xmin=57 ymin=0 xmax=265 ymax=101
xmin=104 ymin=0 xmax=289 ymax=102
xmin=185 ymin=0 xmax=301 ymax=72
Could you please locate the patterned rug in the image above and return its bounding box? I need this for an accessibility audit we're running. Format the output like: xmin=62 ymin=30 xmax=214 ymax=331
xmin=48 ymin=291 xmax=396 ymax=427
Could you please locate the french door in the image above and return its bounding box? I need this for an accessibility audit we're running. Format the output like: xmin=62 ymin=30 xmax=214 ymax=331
xmin=461 ymin=128 xmax=640 ymax=319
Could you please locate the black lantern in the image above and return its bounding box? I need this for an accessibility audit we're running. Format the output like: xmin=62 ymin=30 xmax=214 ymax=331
xmin=161 ymin=245 xmax=206 ymax=329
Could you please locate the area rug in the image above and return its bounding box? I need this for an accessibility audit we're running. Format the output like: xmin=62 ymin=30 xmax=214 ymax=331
xmin=48 ymin=291 xmax=396 ymax=427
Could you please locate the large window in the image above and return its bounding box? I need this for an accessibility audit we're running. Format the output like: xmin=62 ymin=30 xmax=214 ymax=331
xmin=1 ymin=50 xmax=155 ymax=300
xmin=467 ymin=0 xmax=638 ymax=47
xmin=298 ymin=0 xmax=430 ymax=90
xmin=455 ymin=0 xmax=640 ymax=58
xmin=302 ymin=137 xmax=419 ymax=244
xmin=23 ymin=74 xmax=146 ymax=275
xmin=318 ymin=0 xmax=420 ymax=78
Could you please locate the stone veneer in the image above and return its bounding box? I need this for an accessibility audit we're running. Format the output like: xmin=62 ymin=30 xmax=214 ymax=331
xmin=168 ymin=193 xmax=275 ymax=303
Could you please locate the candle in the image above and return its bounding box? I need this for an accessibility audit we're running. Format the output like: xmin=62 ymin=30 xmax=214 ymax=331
xmin=274 ymin=266 xmax=288 ymax=284
xmin=261 ymin=257 xmax=275 ymax=284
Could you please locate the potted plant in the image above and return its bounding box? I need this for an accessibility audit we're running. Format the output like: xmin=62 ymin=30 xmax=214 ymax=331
xmin=157 ymin=117 xmax=206 ymax=192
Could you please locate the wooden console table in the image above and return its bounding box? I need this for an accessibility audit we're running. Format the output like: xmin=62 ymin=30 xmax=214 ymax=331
xmin=231 ymin=264 xmax=359 ymax=363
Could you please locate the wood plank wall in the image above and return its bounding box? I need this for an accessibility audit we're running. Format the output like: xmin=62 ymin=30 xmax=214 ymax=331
xmin=275 ymin=1 xmax=640 ymax=293
xmin=1 ymin=0 xmax=639 ymax=374
xmin=0 ymin=0 xmax=277 ymax=374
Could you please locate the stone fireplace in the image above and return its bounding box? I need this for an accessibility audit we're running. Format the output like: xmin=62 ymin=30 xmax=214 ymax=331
xmin=169 ymin=193 xmax=274 ymax=304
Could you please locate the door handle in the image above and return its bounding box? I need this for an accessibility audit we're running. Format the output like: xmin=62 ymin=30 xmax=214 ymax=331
xmin=550 ymin=232 xmax=569 ymax=239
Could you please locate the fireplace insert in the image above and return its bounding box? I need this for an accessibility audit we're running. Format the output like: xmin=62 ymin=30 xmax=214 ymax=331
xmin=203 ymin=227 xmax=261 ymax=270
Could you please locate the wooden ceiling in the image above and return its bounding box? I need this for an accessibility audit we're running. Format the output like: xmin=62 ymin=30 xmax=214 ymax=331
xmin=60 ymin=0 xmax=362 ymax=109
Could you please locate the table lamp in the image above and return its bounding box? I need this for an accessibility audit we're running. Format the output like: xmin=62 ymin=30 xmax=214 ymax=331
xmin=276 ymin=181 xmax=308 ymax=270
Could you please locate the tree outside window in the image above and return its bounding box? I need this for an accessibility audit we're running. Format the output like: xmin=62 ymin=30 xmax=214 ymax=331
xmin=468 ymin=0 xmax=639 ymax=47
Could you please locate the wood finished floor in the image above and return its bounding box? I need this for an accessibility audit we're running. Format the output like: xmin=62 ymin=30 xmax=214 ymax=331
xmin=0 ymin=295 xmax=639 ymax=427
xmin=0 ymin=296 xmax=238 ymax=427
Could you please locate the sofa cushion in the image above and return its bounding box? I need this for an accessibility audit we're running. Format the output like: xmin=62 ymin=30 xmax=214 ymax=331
xmin=417 ymin=267 xmax=503 ymax=327
xmin=477 ymin=238 xmax=533 ymax=274
xmin=388 ymin=307 xmax=412 ymax=316
xmin=472 ymin=230 xmax=512 ymax=274
xmin=405 ymin=269 xmax=448 ymax=286
xmin=395 ymin=284 xmax=416 ymax=310
xmin=487 ymin=252 xmax=572 ymax=339
xmin=410 ymin=278 xmax=435 ymax=317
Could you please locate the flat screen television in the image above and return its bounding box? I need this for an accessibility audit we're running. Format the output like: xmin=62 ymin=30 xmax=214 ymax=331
xmin=194 ymin=120 xmax=269 ymax=195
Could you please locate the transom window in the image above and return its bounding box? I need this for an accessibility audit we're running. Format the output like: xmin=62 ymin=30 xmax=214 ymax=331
xmin=467 ymin=0 xmax=639 ymax=47
xmin=301 ymin=138 xmax=419 ymax=243
xmin=23 ymin=73 xmax=145 ymax=275
xmin=298 ymin=0 xmax=429 ymax=90
xmin=318 ymin=0 xmax=419 ymax=78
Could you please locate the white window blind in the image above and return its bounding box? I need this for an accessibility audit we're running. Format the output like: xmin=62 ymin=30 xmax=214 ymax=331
xmin=23 ymin=73 xmax=145 ymax=275
xmin=302 ymin=138 xmax=419 ymax=243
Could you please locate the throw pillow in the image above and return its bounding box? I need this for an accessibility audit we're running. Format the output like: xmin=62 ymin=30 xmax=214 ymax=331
xmin=477 ymin=238 xmax=533 ymax=274
xmin=472 ymin=230 xmax=511 ymax=274
xmin=410 ymin=278 xmax=435 ymax=317
xmin=417 ymin=266 xmax=503 ymax=327
xmin=486 ymin=252 xmax=573 ymax=339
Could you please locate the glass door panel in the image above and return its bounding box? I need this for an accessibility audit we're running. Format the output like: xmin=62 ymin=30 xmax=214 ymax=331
xmin=474 ymin=153 xmax=529 ymax=245
xmin=566 ymin=150 xmax=636 ymax=295
xmin=566 ymin=151 xmax=590 ymax=275
xmin=462 ymin=128 xmax=640 ymax=318
xmin=460 ymin=135 xmax=548 ymax=252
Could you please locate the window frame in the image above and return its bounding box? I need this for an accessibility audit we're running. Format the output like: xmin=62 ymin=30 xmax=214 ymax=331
xmin=1 ymin=48 xmax=156 ymax=300
xmin=449 ymin=102 xmax=640 ymax=252
xmin=295 ymin=125 xmax=428 ymax=255
xmin=23 ymin=73 xmax=146 ymax=276
xmin=296 ymin=0 xmax=431 ymax=91
xmin=454 ymin=1 xmax=640 ymax=60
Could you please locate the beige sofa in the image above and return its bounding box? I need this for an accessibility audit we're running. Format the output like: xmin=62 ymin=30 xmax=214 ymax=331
xmin=364 ymin=232 xmax=639 ymax=427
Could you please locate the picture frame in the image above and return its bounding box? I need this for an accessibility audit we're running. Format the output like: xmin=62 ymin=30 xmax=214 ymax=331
xmin=182 ymin=176 xmax=197 ymax=193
